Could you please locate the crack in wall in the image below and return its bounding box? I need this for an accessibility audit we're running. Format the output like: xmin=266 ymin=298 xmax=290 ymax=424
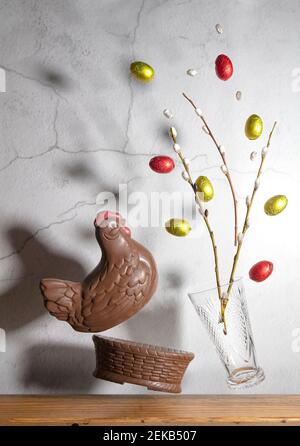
xmin=0 ymin=145 xmax=173 ymax=175
xmin=56 ymin=174 xmax=151 ymax=220
xmin=0 ymin=64 xmax=68 ymax=103
xmin=0 ymin=133 xmax=209 ymax=175
xmin=0 ymin=215 xmax=76 ymax=262
xmin=123 ymin=0 xmax=146 ymax=153
xmin=57 ymin=199 xmax=97 ymax=218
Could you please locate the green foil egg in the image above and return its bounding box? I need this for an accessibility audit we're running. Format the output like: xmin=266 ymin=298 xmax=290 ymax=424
xmin=130 ymin=61 xmax=155 ymax=83
xmin=195 ymin=176 xmax=214 ymax=202
xmin=165 ymin=218 xmax=191 ymax=237
xmin=264 ymin=195 xmax=288 ymax=216
xmin=245 ymin=114 xmax=263 ymax=140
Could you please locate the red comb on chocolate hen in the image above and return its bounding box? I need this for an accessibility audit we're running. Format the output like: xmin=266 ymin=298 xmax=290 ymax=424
xmin=94 ymin=211 xmax=131 ymax=236
xmin=94 ymin=210 xmax=121 ymax=225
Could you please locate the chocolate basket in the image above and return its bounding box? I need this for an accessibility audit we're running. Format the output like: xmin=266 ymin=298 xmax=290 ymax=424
xmin=93 ymin=335 xmax=194 ymax=393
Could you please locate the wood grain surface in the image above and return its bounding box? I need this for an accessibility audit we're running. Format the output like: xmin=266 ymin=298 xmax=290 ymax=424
xmin=0 ymin=395 xmax=300 ymax=425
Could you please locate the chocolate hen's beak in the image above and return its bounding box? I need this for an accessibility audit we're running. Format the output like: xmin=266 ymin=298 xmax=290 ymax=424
xmin=120 ymin=226 xmax=131 ymax=237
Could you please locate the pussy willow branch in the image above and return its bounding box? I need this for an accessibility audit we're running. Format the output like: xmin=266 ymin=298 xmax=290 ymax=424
xmin=182 ymin=92 xmax=239 ymax=246
xmin=169 ymin=130 xmax=227 ymax=331
xmin=225 ymin=122 xmax=277 ymax=302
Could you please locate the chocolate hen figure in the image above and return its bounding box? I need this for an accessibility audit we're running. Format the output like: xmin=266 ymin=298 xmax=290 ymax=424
xmin=40 ymin=211 xmax=158 ymax=332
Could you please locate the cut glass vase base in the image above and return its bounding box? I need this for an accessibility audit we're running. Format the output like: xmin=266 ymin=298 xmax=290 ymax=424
xmin=227 ymin=366 xmax=265 ymax=390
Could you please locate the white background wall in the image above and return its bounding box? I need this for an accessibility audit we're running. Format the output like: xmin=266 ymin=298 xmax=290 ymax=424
xmin=0 ymin=0 xmax=299 ymax=394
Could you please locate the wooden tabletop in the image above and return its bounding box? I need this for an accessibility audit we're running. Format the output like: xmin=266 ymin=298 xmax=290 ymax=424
xmin=0 ymin=395 xmax=300 ymax=425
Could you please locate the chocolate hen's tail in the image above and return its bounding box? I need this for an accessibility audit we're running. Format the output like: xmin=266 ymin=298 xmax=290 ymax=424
xmin=40 ymin=278 xmax=87 ymax=331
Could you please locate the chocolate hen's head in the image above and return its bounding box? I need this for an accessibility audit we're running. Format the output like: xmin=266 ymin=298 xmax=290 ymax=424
xmin=94 ymin=211 xmax=131 ymax=251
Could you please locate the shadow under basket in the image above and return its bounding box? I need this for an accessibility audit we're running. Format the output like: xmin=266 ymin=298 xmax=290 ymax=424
xmin=93 ymin=335 xmax=194 ymax=393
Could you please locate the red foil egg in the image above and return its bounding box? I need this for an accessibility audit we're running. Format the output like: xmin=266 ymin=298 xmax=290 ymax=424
xmin=149 ymin=156 xmax=175 ymax=174
xmin=249 ymin=260 xmax=273 ymax=282
xmin=215 ymin=54 xmax=233 ymax=81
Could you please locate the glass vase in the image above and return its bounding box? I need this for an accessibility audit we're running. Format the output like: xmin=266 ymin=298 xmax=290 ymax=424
xmin=188 ymin=278 xmax=265 ymax=389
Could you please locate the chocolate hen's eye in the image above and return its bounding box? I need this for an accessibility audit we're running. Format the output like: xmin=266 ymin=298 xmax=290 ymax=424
xmin=108 ymin=220 xmax=118 ymax=229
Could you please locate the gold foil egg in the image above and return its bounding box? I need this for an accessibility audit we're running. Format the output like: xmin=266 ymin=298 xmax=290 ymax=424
xmin=245 ymin=114 xmax=263 ymax=140
xmin=264 ymin=195 xmax=288 ymax=216
xmin=195 ymin=176 xmax=214 ymax=202
xmin=130 ymin=61 xmax=155 ymax=83
xmin=165 ymin=218 xmax=191 ymax=237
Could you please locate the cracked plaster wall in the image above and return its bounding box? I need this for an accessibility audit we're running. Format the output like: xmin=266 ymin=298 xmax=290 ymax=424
xmin=0 ymin=0 xmax=299 ymax=393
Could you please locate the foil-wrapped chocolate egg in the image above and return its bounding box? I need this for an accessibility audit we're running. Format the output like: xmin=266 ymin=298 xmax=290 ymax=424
xmin=149 ymin=156 xmax=175 ymax=174
xmin=215 ymin=54 xmax=233 ymax=81
xmin=245 ymin=114 xmax=263 ymax=140
xmin=165 ymin=218 xmax=191 ymax=237
xmin=249 ymin=260 xmax=273 ymax=282
xmin=264 ymin=195 xmax=288 ymax=216
xmin=195 ymin=176 xmax=214 ymax=202
xmin=130 ymin=61 xmax=155 ymax=83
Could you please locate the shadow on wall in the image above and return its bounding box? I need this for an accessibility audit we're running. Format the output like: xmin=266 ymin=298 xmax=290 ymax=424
xmin=61 ymin=160 xmax=124 ymax=242
xmin=0 ymin=226 xmax=86 ymax=332
xmin=21 ymin=343 xmax=97 ymax=392
xmin=124 ymin=268 xmax=187 ymax=349
xmin=35 ymin=65 xmax=74 ymax=91
xmin=0 ymin=159 xmax=136 ymax=333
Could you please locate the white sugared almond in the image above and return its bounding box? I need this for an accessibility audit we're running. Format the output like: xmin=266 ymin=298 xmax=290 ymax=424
xmin=187 ymin=69 xmax=198 ymax=76
xmin=163 ymin=109 xmax=173 ymax=119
